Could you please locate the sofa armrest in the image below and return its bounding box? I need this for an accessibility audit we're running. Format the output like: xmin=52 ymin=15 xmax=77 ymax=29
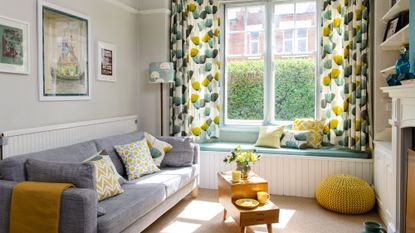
xmin=0 ymin=180 xmax=97 ymax=233
xmin=60 ymin=188 xmax=97 ymax=233
xmin=0 ymin=180 xmax=17 ymax=233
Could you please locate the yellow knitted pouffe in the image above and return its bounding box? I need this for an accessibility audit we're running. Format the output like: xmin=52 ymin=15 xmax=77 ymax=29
xmin=316 ymin=174 xmax=375 ymax=214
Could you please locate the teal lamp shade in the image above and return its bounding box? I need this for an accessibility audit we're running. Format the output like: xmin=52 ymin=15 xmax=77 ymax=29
xmin=149 ymin=62 xmax=175 ymax=83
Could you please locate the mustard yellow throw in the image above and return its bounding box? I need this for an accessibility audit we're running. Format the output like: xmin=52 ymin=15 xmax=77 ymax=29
xmin=10 ymin=181 xmax=74 ymax=233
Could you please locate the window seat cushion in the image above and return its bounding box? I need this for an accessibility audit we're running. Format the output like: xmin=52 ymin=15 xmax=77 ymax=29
xmin=198 ymin=142 xmax=370 ymax=159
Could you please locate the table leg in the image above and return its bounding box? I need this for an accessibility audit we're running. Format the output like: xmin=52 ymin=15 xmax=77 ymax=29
xmin=223 ymin=208 xmax=227 ymax=221
xmin=240 ymin=226 xmax=245 ymax=233
xmin=267 ymin=224 xmax=273 ymax=233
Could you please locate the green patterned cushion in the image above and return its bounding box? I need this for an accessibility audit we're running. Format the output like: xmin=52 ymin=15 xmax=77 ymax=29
xmin=281 ymin=130 xmax=309 ymax=149
xmin=114 ymin=139 xmax=160 ymax=180
xmin=144 ymin=132 xmax=173 ymax=166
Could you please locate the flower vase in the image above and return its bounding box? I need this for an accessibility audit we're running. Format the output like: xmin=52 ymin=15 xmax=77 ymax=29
xmin=237 ymin=162 xmax=251 ymax=179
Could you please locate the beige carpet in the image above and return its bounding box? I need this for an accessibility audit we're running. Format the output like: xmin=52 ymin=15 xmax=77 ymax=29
xmin=142 ymin=189 xmax=383 ymax=233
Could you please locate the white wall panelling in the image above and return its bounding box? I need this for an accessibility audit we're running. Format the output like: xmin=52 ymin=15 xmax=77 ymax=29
xmin=200 ymin=151 xmax=373 ymax=198
xmin=1 ymin=115 xmax=138 ymax=159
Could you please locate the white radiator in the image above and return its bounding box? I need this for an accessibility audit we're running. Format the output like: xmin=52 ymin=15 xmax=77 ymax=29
xmin=0 ymin=115 xmax=138 ymax=159
xmin=200 ymin=151 xmax=373 ymax=198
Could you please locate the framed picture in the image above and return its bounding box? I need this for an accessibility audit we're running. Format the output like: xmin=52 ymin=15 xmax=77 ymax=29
xmin=384 ymin=16 xmax=400 ymax=41
xmin=383 ymin=11 xmax=409 ymax=42
xmin=97 ymin=41 xmax=116 ymax=82
xmin=38 ymin=1 xmax=91 ymax=101
xmin=0 ymin=15 xmax=29 ymax=74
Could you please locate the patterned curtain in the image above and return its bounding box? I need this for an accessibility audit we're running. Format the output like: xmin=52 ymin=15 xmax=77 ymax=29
xmin=320 ymin=0 xmax=371 ymax=151
xmin=170 ymin=0 xmax=221 ymax=140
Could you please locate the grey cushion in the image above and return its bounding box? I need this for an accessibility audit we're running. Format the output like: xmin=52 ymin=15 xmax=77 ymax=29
xmin=0 ymin=181 xmax=97 ymax=233
xmin=26 ymin=159 xmax=95 ymax=189
xmin=94 ymin=131 xmax=144 ymax=177
xmin=125 ymin=165 xmax=199 ymax=197
xmin=97 ymin=183 xmax=166 ymax=233
xmin=157 ymin=136 xmax=195 ymax=167
xmin=0 ymin=141 xmax=98 ymax=182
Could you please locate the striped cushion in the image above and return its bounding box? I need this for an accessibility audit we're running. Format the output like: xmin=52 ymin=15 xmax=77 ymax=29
xmin=91 ymin=159 xmax=124 ymax=201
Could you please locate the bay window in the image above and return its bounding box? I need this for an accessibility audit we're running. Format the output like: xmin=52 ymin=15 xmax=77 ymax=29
xmin=223 ymin=0 xmax=318 ymax=125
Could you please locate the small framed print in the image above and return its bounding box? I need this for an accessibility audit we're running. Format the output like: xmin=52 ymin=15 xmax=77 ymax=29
xmin=0 ymin=15 xmax=30 ymax=74
xmin=97 ymin=41 xmax=116 ymax=82
xmin=384 ymin=16 xmax=400 ymax=41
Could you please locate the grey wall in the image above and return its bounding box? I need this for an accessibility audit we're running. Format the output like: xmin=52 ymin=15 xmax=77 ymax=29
xmin=137 ymin=0 xmax=170 ymax=136
xmin=0 ymin=0 xmax=138 ymax=131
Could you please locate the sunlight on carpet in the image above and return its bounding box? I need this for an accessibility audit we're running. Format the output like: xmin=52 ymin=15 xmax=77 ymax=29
xmin=274 ymin=209 xmax=296 ymax=229
xmin=160 ymin=221 xmax=201 ymax=233
xmin=177 ymin=200 xmax=224 ymax=221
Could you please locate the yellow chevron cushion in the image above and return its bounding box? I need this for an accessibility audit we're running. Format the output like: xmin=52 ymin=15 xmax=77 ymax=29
xmin=293 ymin=118 xmax=324 ymax=148
xmin=90 ymin=159 xmax=124 ymax=201
xmin=316 ymin=174 xmax=375 ymax=214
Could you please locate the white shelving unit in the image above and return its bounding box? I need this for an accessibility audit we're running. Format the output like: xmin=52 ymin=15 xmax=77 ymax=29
xmin=374 ymin=0 xmax=410 ymax=232
xmin=382 ymin=0 xmax=409 ymax=22
xmin=380 ymin=65 xmax=396 ymax=76
xmin=380 ymin=24 xmax=409 ymax=50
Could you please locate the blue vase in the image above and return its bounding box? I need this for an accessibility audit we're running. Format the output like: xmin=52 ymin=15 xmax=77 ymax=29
xmin=396 ymin=47 xmax=410 ymax=75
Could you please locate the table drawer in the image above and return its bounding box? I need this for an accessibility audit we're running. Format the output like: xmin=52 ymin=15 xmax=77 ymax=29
xmin=240 ymin=211 xmax=278 ymax=226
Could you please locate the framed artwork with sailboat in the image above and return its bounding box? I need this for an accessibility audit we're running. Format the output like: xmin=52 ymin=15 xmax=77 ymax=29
xmin=38 ymin=1 xmax=91 ymax=101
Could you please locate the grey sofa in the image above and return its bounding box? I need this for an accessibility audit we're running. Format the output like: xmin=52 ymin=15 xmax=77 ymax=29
xmin=0 ymin=131 xmax=200 ymax=233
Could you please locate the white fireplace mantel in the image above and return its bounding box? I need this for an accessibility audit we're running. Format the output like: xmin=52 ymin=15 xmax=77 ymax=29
xmin=380 ymin=84 xmax=415 ymax=233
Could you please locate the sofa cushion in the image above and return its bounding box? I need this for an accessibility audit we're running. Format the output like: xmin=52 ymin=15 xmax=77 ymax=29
xmin=26 ymin=159 xmax=95 ymax=189
xmin=144 ymin=132 xmax=173 ymax=166
xmin=255 ymin=125 xmax=285 ymax=148
xmin=281 ymin=129 xmax=309 ymax=149
xmin=124 ymin=165 xmax=199 ymax=197
xmin=157 ymin=137 xmax=194 ymax=167
xmin=94 ymin=131 xmax=144 ymax=177
xmin=97 ymin=183 xmax=166 ymax=233
xmin=114 ymin=139 xmax=160 ymax=180
xmin=0 ymin=141 xmax=98 ymax=182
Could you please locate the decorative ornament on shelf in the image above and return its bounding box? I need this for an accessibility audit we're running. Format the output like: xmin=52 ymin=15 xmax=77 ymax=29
xmin=386 ymin=47 xmax=415 ymax=86
xmin=224 ymin=146 xmax=261 ymax=179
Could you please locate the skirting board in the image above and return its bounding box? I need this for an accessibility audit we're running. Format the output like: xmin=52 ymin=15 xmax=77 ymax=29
xmin=0 ymin=115 xmax=138 ymax=159
xmin=200 ymin=151 xmax=373 ymax=198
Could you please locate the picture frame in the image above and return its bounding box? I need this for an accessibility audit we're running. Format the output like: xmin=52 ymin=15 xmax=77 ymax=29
xmin=384 ymin=16 xmax=400 ymax=42
xmin=0 ymin=15 xmax=30 ymax=74
xmin=97 ymin=41 xmax=116 ymax=82
xmin=38 ymin=0 xmax=91 ymax=101
xmin=383 ymin=11 xmax=410 ymax=42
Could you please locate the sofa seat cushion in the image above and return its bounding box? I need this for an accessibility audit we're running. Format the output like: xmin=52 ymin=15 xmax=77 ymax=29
xmin=97 ymin=183 xmax=166 ymax=233
xmin=94 ymin=131 xmax=144 ymax=177
xmin=124 ymin=165 xmax=199 ymax=197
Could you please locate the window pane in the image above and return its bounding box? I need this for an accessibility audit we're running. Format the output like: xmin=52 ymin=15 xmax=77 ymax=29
xmin=297 ymin=39 xmax=307 ymax=53
xmin=283 ymin=40 xmax=293 ymax=53
xmin=247 ymin=31 xmax=263 ymax=55
xmin=225 ymin=5 xmax=265 ymax=122
xmin=227 ymin=58 xmax=264 ymax=120
xmin=274 ymin=56 xmax=316 ymax=120
xmin=297 ymin=28 xmax=307 ymax=38
xmin=228 ymin=7 xmax=245 ymax=31
xmin=228 ymin=33 xmax=245 ymax=55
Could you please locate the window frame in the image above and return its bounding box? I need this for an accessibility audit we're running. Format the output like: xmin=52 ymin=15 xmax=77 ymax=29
xmin=220 ymin=0 xmax=321 ymax=130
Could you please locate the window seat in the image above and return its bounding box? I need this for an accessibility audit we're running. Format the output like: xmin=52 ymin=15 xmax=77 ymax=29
xmin=198 ymin=142 xmax=371 ymax=159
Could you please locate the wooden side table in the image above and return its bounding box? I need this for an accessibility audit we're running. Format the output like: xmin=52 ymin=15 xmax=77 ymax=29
xmin=218 ymin=171 xmax=279 ymax=233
